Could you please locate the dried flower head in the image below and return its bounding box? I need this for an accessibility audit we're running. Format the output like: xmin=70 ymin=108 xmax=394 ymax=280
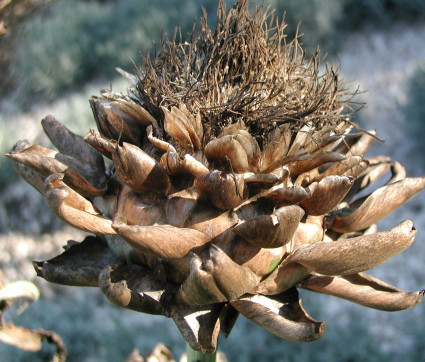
xmin=6 ymin=0 xmax=425 ymax=354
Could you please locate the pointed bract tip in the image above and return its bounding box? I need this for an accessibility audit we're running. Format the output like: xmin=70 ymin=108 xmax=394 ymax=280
xmin=32 ymin=261 xmax=44 ymax=275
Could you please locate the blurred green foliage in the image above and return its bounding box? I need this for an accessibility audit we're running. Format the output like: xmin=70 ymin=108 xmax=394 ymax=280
xmin=342 ymin=0 xmax=425 ymax=30
xmin=403 ymin=62 xmax=425 ymax=168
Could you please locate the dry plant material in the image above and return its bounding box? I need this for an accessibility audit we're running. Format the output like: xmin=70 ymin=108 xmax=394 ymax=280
xmin=0 ymin=272 xmax=67 ymax=361
xmin=5 ymin=0 xmax=425 ymax=354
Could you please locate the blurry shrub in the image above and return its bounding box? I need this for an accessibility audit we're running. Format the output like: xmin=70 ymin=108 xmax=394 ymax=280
xmin=403 ymin=62 xmax=425 ymax=171
xmin=262 ymin=0 xmax=346 ymax=53
xmin=342 ymin=0 xmax=425 ymax=30
xmin=263 ymin=0 xmax=425 ymax=53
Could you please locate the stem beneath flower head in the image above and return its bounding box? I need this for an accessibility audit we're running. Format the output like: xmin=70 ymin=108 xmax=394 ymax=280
xmin=186 ymin=342 xmax=217 ymax=362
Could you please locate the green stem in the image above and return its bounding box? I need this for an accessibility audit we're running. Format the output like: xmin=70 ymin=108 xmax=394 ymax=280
xmin=186 ymin=342 xmax=217 ymax=362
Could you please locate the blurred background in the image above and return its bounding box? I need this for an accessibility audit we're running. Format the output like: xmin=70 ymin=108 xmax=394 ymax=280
xmin=1 ymin=0 xmax=425 ymax=360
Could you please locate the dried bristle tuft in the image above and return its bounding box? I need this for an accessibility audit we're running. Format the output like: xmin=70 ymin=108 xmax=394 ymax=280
xmin=136 ymin=0 xmax=358 ymax=149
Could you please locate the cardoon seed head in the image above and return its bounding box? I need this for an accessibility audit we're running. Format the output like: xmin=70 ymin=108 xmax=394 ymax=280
xmin=6 ymin=0 xmax=425 ymax=353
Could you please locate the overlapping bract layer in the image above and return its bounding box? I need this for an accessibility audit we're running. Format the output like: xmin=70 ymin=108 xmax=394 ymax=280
xmin=5 ymin=0 xmax=425 ymax=354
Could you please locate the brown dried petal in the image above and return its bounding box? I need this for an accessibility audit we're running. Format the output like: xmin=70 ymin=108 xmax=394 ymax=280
xmin=315 ymin=155 xmax=362 ymax=182
xmin=261 ymin=185 xmax=311 ymax=206
xmin=331 ymin=177 xmax=425 ymax=233
xmin=233 ymin=205 xmax=305 ymax=248
xmin=217 ymin=120 xmax=247 ymax=137
xmin=290 ymin=215 xmax=325 ymax=249
xmin=195 ymin=170 xmax=248 ymax=209
xmin=146 ymin=125 xmax=177 ymax=153
xmin=44 ymin=174 xmax=116 ymax=234
xmin=234 ymin=130 xmax=261 ymax=170
xmin=230 ymin=289 xmax=325 ymax=342
xmin=62 ymin=167 xmax=107 ymax=197
xmin=286 ymin=220 xmax=416 ymax=276
xmin=108 ymin=98 xmax=158 ymax=129
xmin=186 ymin=205 xmax=239 ymax=239
xmin=100 ymin=90 xmax=159 ymax=129
xmin=300 ymin=176 xmax=354 ymax=215
xmin=171 ymin=302 xmax=224 ymax=354
xmin=388 ymin=161 xmax=407 ymax=184
xmin=19 ymin=143 xmax=57 ymax=157
xmin=303 ymin=128 xmax=342 ymax=154
xmin=177 ymin=245 xmax=260 ymax=304
xmin=6 ymin=147 xmax=66 ymax=176
xmin=177 ymin=103 xmax=203 ymax=142
xmin=84 ymin=129 xmax=113 ymax=159
xmin=287 ymin=125 xmax=311 ymax=156
xmin=216 ymin=233 xmax=286 ymax=278
xmin=219 ymin=304 xmax=240 ymax=338
xmin=255 ymin=262 xmax=310 ymax=295
xmin=243 ymin=172 xmax=280 ymax=186
xmin=290 ymin=151 xmax=346 ymax=176
xmin=112 ymin=222 xmax=210 ymax=259
xmin=33 ymin=236 xmax=115 ymax=286
xmin=163 ymin=106 xmax=193 ymax=150
xmin=258 ymin=220 xmax=416 ymax=295
xmin=6 ymin=143 xmax=107 ymax=195
xmin=98 ymin=259 xmax=169 ymax=315
xmin=42 ymin=115 xmax=105 ymax=172
xmin=111 ymin=141 xmax=171 ymax=194
xmin=204 ymin=136 xmax=250 ymax=173
xmin=160 ymin=152 xmax=209 ymax=177
xmin=338 ymin=131 xmax=376 ymax=157
xmin=344 ymin=156 xmax=392 ymax=201
xmin=300 ymin=273 xmax=425 ymax=311
xmin=341 ymin=160 xmax=368 ymax=179
xmin=7 ymin=140 xmax=46 ymax=195
xmin=113 ymin=188 xmax=165 ymax=226
xmin=164 ymin=196 xmax=197 ymax=228
xmin=54 ymin=152 xmax=107 ymax=189
xmin=170 ymin=105 xmax=202 ymax=149
xmin=261 ymin=152 xmax=312 ymax=174
xmin=90 ymin=97 xmax=142 ymax=143
xmin=177 ymin=253 xmax=226 ymax=304
xmin=262 ymin=124 xmax=291 ymax=170
xmin=0 ymin=323 xmax=42 ymax=352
